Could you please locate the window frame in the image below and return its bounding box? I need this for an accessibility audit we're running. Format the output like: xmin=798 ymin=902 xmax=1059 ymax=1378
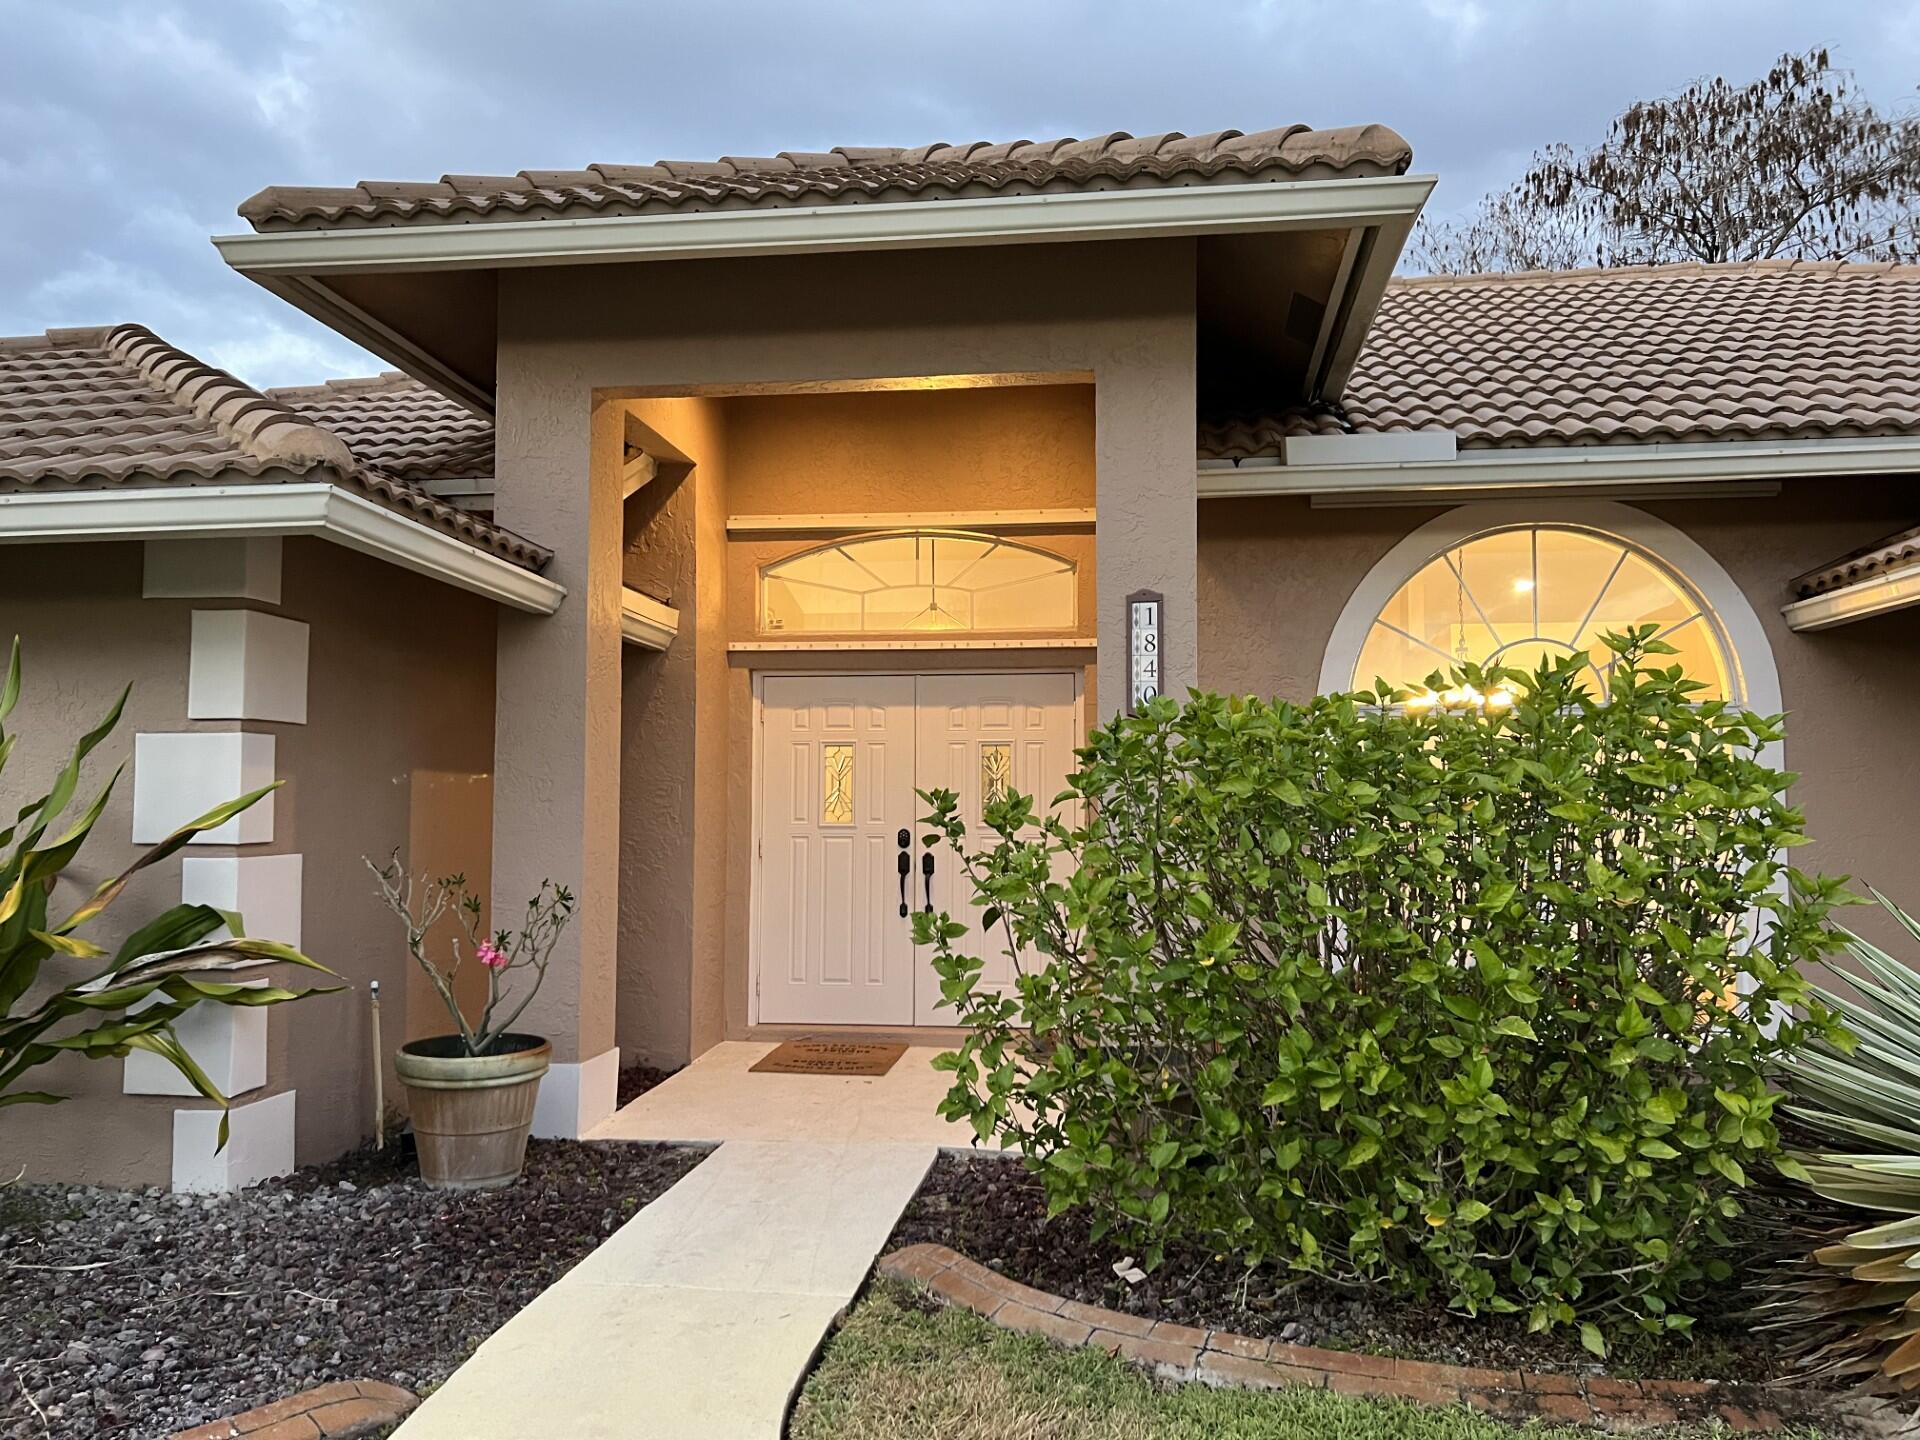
xmin=757 ymin=528 xmax=1078 ymax=638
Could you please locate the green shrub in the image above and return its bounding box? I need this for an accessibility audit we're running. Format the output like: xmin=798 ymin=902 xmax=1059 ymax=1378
xmin=917 ymin=630 xmax=1847 ymax=1350
xmin=0 ymin=638 xmax=335 ymax=1136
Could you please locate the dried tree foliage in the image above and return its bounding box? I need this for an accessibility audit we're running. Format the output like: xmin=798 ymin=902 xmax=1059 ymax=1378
xmin=1411 ymin=50 xmax=1920 ymax=274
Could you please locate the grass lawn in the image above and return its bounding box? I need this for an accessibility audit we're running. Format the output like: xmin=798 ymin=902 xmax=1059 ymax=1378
xmin=789 ymin=1284 xmax=1821 ymax=1440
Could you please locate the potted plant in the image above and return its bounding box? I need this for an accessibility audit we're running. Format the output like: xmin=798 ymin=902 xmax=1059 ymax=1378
xmin=369 ymin=856 xmax=574 ymax=1188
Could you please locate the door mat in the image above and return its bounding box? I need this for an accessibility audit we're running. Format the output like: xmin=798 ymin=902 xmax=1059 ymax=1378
xmin=749 ymin=1040 xmax=908 ymax=1077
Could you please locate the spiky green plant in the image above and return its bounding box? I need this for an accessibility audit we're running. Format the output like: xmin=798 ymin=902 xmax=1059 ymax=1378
xmin=1765 ymin=889 xmax=1920 ymax=1388
xmin=0 ymin=638 xmax=336 ymax=1143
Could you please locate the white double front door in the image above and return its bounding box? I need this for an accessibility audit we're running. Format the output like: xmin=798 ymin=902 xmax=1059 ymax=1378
xmin=755 ymin=671 xmax=1078 ymax=1026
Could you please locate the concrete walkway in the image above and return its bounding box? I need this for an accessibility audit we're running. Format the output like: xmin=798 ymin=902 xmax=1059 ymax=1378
xmin=394 ymin=1042 xmax=969 ymax=1439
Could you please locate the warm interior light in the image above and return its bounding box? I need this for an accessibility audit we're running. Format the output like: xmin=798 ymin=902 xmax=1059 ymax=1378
xmin=1512 ymin=577 xmax=1535 ymax=594
xmin=1402 ymin=684 xmax=1512 ymax=716
xmin=905 ymin=600 xmax=966 ymax=631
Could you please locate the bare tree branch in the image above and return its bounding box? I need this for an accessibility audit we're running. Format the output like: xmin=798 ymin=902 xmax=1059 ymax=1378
xmin=1410 ymin=49 xmax=1920 ymax=275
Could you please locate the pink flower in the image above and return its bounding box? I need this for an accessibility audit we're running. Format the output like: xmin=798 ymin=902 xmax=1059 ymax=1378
xmin=476 ymin=940 xmax=508 ymax=970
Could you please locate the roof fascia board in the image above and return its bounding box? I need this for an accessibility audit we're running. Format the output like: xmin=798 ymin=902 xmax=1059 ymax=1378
xmin=1300 ymin=225 xmax=1363 ymax=393
xmin=213 ymin=175 xmax=1437 ymax=277
xmin=1197 ymin=435 xmax=1920 ymax=499
xmin=1783 ymin=560 xmax=1920 ymax=632
xmin=0 ymin=480 xmax=563 ymax=614
xmin=1314 ymin=212 xmax=1417 ymax=400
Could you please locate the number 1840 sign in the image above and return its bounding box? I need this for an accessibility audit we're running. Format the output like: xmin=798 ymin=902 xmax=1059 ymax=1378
xmin=1127 ymin=590 xmax=1163 ymax=714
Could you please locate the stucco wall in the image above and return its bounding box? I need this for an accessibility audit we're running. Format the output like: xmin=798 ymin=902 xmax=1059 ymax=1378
xmin=0 ymin=538 xmax=496 ymax=1185
xmin=500 ymin=241 xmax=1194 ymax=1064
xmin=271 ymin=538 xmax=496 ymax=1166
xmin=1195 ymin=480 xmax=1920 ymax=943
xmin=1 ymin=542 xmax=194 ymax=1185
xmin=618 ymin=396 xmax=732 ymax=1067
xmin=723 ymin=384 xmax=1094 ymax=516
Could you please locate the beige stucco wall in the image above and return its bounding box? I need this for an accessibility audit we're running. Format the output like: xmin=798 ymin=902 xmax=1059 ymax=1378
xmin=618 ymin=396 xmax=733 ymax=1067
xmin=499 ymin=241 xmax=1194 ymax=1066
xmin=0 ymin=538 xmax=495 ymax=1185
xmin=1 ymin=543 xmax=196 ymax=1185
xmin=1195 ymin=480 xmax=1920 ymax=943
xmin=271 ymin=539 xmax=497 ymax=1165
xmin=723 ymin=384 xmax=1094 ymax=517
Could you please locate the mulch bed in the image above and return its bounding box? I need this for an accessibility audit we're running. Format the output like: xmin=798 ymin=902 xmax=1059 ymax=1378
xmin=616 ymin=1061 xmax=679 ymax=1108
xmin=888 ymin=1152 xmax=1826 ymax=1390
xmin=0 ymin=1138 xmax=706 ymax=1440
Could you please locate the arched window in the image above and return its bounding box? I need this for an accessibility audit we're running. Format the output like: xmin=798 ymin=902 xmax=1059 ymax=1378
xmin=1350 ymin=524 xmax=1736 ymax=701
xmin=760 ymin=530 xmax=1076 ymax=636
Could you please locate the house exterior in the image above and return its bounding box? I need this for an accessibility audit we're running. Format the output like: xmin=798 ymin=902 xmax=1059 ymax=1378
xmin=6 ymin=122 xmax=1919 ymax=1189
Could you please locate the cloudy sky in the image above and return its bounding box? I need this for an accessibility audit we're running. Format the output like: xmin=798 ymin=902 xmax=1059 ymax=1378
xmin=3 ymin=0 xmax=1916 ymax=387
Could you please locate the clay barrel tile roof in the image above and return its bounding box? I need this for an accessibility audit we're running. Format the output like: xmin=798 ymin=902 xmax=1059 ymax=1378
xmin=1793 ymin=524 xmax=1920 ymax=597
xmin=1199 ymin=259 xmax=1920 ymax=459
xmin=236 ymin=122 xmax=1415 ymax=230
xmin=263 ymin=373 xmax=495 ymax=485
xmin=0 ymin=325 xmax=547 ymax=571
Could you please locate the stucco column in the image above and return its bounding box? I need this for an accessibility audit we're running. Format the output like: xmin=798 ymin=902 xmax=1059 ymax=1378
xmin=1094 ymin=255 xmax=1199 ymax=716
xmin=491 ymin=388 xmax=624 ymax=1136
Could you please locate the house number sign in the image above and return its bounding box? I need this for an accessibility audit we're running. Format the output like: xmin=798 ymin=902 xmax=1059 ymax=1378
xmin=1126 ymin=589 xmax=1164 ymax=713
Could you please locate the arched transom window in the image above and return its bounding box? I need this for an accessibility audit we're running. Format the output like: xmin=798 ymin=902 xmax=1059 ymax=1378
xmin=760 ymin=530 xmax=1076 ymax=635
xmin=1352 ymin=525 xmax=1735 ymax=701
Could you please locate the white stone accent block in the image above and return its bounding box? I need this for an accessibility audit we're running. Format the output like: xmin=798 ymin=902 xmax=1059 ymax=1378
xmin=132 ymin=732 xmax=275 ymax=845
xmin=189 ymin=610 xmax=309 ymax=723
xmin=531 ymin=1048 xmax=620 ymax=1139
xmin=124 ymin=978 xmax=268 ymax=1098
xmin=143 ymin=538 xmax=283 ymax=604
xmin=181 ymin=854 xmax=304 ymax=950
xmin=172 ymin=1089 xmax=296 ymax=1193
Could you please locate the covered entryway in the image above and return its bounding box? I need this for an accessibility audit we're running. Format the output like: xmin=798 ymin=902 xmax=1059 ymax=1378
xmin=753 ymin=671 xmax=1079 ymax=1026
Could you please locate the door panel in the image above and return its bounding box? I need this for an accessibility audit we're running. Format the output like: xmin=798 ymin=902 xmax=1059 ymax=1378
xmin=757 ymin=675 xmax=917 ymax=1024
xmin=912 ymin=673 xmax=1079 ymax=1025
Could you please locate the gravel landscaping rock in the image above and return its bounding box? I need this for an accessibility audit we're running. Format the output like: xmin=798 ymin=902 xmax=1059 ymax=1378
xmin=889 ymin=1152 xmax=1825 ymax=1390
xmin=1 ymin=1139 xmax=706 ymax=1439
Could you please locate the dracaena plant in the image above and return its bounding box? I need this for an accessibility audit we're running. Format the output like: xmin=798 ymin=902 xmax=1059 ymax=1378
xmin=1759 ymin=890 xmax=1920 ymax=1389
xmin=917 ymin=630 xmax=1847 ymax=1352
xmin=0 ymin=639 xmax=337 ymax=1142
xmin=368 ymin=855 xmax=573 ymax=1057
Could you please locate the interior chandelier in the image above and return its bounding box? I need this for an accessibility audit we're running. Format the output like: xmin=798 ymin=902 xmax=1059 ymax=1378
xmin=904 ymin=535 xmax=966 ymax=631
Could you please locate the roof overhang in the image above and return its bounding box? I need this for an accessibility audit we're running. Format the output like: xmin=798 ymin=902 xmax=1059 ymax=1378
xmin=217 ymin=176 xmax=1433 ymax=276
xmin=1783 ymin=561 xmax=1920 ymax=631
xmin=214 ymin=175 xmax=1434 ymax=418
xmin=1197 ymin=434 xmax=1920 ymax=504
xmin=0 ymin=480 xmax=564 ymax=614
xmin=620 ymin=586 xmax=678 ymax=650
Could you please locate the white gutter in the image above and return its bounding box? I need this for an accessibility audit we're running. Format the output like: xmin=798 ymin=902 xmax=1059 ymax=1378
xmin=620 ymin=588 xmax=679 ymax=650
xmin=1783 ymin=560 xmax=1920 ymax=632
xmin=1198 ymin=435 xmax=1920 ymax=499
xmin=0 ymin=482 xmax=564 ymax=615
xmin=214 ymin=175 xmax=1436 ymax=276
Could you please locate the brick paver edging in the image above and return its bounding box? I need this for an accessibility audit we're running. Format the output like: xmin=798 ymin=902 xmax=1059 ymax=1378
xmin=166 ymin=1380 xmax=417 ymax=1440
xmin=879 ymin=1243 xmax=1851 ymax=1433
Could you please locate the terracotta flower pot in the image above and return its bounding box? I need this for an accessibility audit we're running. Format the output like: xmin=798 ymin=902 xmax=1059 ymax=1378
xmin=393 ymin=1034 xmax=550 ymax=1189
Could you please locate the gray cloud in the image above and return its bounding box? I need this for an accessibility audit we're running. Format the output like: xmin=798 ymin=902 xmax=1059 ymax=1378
xmin=3 ymin=0 xmax=1915 ymax=386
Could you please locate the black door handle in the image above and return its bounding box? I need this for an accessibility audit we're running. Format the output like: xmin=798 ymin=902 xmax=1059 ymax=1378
xmin=921 ymin=849 xmax=935 ymax=914
xmin=896 ymin=851 xmax=911 ymax=918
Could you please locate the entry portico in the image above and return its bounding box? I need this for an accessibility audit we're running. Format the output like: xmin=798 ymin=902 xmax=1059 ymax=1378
xmin=217 ymin=124 xmax=1431 ymax=1136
